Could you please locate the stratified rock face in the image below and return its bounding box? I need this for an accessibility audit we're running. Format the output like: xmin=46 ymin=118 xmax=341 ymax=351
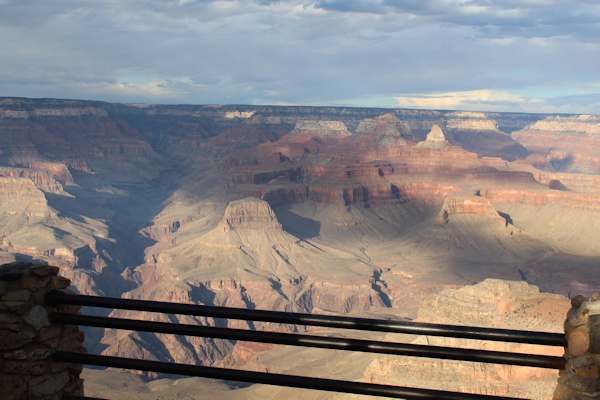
xmin=417 ymin=279 xmax=568 ymax=330
xmin=0 ymin=105 xmax=108 ymax=119
xmin=0 ymin=167 xmax=65 ymax=193
xmin=527 ymin=115 xmax=600 ymax=134
xmin=221 ymin=197 xmax=282 ymax=231
xmin=224 ymin=111 xmax=255 ymax=119
xmin=447 ymin=116 xmax=498 ymax=131
xmin=0 ymin=177 xmax=50 ymax=219
xmin=417 ymin=124 xmax=448 ymax=149
xmin=28 ymin=161 xmax=74 ymax=185
xmin=437 ymin=196 xmax=507 ymax=225
xmin=355 ymin=113 xmax=406 ymax=142
xmin=514 ymin=115 xmax=600 ymax=174
xmin=292 ymin=120 xmax=351 ymax=137
xmin=363 ymin=280 xmax=569 ymax=400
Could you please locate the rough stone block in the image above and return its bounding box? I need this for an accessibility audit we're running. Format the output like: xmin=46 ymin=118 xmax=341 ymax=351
xmin=38 ymin=326 xmax=62 ymax=344
xmin=571 ymin=295 xmax=588 ymax=309
xmin=63 ymin=377 xmax=84 ymax=396
xmin=3 ymin=359 xmax=49 ymax=375
xmin=0 ymin=322 xmax=23 ymax=332
xmin=56 ymin=304 xmax=80 ymax=314
xmin=24 ymin=305 xmax=49 ymax=331
xmin=590 ymin=315 xmax=600 ymax=354
xmin=0 ymin=263 xmax=84 ymax=399
xmin=50 ymin=276 xmax=70 ymax=290
xmin=568 ymin=326 xmax=590 ymax=357
xmin=0 ymin=301 xmax=30 ymax=314
xmin=30 ymin=266 xmax=59 ymax=277
xmin=0 ymin=328 xmax=36 ymax=351
xmin=575 ymin=363 xmax=599 ymax=379
xmin=26 ymin=345 xmax=52 ymax=361
xmin=22 ymin=273 xmax=51 ymax=290
xmin=0 ymin=374 xmax=28 ymax=400
xmin=4 ymin=349 xmax=28 ymax=360
xmin=30 ymin=371 xmax=69 ymax=397
xmin=0 ymin=310 xmax=22 ymax=324
xmin=565 ymin=310 xmax=588 ymax=331
xmin=1 ymin=290 xmax=31 ymax=303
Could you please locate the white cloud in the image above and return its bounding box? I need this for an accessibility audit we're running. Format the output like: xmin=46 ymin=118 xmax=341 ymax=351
xmin=394 ymin=89 xmax=600 ymax=114
xmin=395 ymin=90 xmax=527 ymax=110
xmin=1 ymin=0 xmax=600 ymax=113
xmin=107 ymin=81 xmax=178 ymax=98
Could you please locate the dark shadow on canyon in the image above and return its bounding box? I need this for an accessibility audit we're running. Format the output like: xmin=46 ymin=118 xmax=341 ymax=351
xmin=273 ymin=204 xmax=321 ymax=239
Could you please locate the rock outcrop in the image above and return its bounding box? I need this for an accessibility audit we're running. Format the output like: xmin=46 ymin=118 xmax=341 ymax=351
xmin=447 ymin=116 xmax=499 ymax=131
xmin=437 ymin=196 xmax=508 ymax=225
xmin=363 ymin=279 xmax=569 ymax=400
xmin=221 ymin=198 xmax=283 ymax=231
xmin=0 ymin=167 xmax=66 ymax=193
xmin=0 ymin=177 xmax=51 ymax=220
xmin=417 ymin=124 xmax=449 ymax=149
xmin=292 ymin=120 xmax=351 ymax=137
xmin=514 ymin=116 xmax=600 ymax=174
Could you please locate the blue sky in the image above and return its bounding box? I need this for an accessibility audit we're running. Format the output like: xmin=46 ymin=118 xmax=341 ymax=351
xmin=1 ymin=0 xmax=600 ymax=113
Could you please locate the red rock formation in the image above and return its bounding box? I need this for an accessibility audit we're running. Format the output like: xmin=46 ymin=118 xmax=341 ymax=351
xmin=0 ymin=167 xmax=65 ymax=193
xmin=514 ymin=116 xmax=600 ymax=174
xmin=437 ymin=196 xmax=507 ymax=224
xmin=364 ymin=279 xmax=569 ymax=400
xmin=2 ymin=98 xmax=600 ymax=389
xmin=221 ymin=197 xmax=283 ymax=231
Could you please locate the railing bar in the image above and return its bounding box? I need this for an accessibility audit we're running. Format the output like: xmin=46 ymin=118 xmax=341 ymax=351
xmin=45 ymin=291 xmax=565 ymax=346
xmin=51 ymin=313 xmax=565 ymax=370
xmin=52 ymin=352 xmax=529 ymax=400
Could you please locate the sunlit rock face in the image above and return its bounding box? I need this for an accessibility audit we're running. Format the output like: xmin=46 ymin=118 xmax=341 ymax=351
xmin=221 ymin=197 xmax=282 ymax=231
xmin=1 ymin=97 xmax=600 ymax=393
xmin=363 ymin=279 xmax=570 ymax=400
xmin=514 ymin=115 xmax=600 ymax=174
xmin=417 ymin=124 xmax=449 ymax=149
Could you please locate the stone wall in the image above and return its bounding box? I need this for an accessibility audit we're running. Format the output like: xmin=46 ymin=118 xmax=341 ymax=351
xmin=0 ymin=262 xmax=85 ymax=400
xmin=554 ymin=294 xmax=600 ymax=399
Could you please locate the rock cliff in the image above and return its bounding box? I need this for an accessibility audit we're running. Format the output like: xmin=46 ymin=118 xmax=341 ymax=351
xmin=417 ymin=124 xmax=449 ymax=149
xmin=0 ymin=97 xmax=599 ymax=393
xmin=363 ymin=279 xmax=569 ymax=400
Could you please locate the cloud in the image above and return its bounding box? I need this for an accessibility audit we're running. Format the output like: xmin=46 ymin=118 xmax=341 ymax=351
xmin=0 ymin=0 xmax=599 ymax=113
xmin=395 ymin=90 xmax=528 ymax=110
xmin=313 ymin=0 xmax=600 ymax=40
xmin=394 ymin=89 xmax=600 ymax=114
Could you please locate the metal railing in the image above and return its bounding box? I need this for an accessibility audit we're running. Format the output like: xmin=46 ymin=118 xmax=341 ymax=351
xmin=46 ymin=290 xmax=566 ymax=400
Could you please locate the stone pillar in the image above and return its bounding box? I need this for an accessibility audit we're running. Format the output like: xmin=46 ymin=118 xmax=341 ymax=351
xmin=554 ymin=294 xmax=600 ymax=400
xmin=0 ymin=262 xmax=85 ymax=400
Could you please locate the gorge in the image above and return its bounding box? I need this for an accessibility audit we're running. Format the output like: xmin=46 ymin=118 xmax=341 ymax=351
xmin=1 ymin=97 xmax=600 ymax=398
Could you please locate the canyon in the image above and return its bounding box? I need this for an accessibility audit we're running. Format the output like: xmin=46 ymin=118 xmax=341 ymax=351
xmin=1 ymin=97 xmax=600 ymax=398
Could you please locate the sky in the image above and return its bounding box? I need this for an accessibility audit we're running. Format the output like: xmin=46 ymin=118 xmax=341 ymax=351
xmin=1 ymin=0 xmax=600 ymax=113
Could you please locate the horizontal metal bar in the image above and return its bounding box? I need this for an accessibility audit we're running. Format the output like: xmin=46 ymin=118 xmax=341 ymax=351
xmin=45 ymin=291 xmax=565 ymax=346
xmin=51 ymin=312 xmax=565 ymax=370
xmin=53 ymin=352 xmax=528 ymax=400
